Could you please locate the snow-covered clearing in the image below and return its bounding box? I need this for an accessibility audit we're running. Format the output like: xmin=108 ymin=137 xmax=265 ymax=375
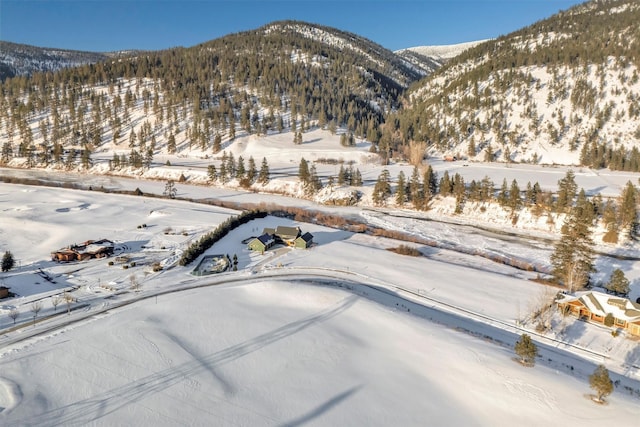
xmin=0 ymin=179 xmax=639 ymax=425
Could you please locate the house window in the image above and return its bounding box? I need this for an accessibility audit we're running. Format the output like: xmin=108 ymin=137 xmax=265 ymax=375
xmin=616 ymin=318 xmax=625 ymax=326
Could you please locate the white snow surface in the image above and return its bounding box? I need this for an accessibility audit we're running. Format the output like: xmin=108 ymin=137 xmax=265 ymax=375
xmin=0 ymin=176 xmax=639 ymax=425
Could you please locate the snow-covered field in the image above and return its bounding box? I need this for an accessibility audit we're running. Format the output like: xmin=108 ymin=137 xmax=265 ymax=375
xmin=1 ymin=180 xmax=640 ymax=425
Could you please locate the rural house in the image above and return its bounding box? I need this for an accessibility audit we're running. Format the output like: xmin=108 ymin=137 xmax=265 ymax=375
xmin=247 ymin=233 xmax=276 ymax=253
xmin=556 ymin=291 xmax=640 ymax=336
xmin=248 ymin=226 xmax=314 ymax=252
xmin=294 ymin=232 xmax=314 ymax=249
xmin=51 ymin=239 xmax=115 ymax=262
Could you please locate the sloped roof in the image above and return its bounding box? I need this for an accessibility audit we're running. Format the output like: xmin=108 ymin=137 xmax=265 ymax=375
xmin=275 ymin=226 xmax=301 ymax=239
xmin=560 ymin=291 xmax=640 ymax=322
xmin=297 ymin=232 xmax=314 ymax=242
xmin=256 ymin=233 xmax=275 ymax=245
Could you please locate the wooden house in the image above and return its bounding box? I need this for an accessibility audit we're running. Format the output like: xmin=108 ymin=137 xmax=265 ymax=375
xmin=51 ymin=239 xmax=115 ymax=262
xmin=556 ymin=291 xmax=640 ymax=336
xmin=0 ymin=286 xmax=9 ymax=299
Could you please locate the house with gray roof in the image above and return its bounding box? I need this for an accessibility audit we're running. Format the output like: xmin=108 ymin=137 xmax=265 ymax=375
xmin=556 ymin=291 xmax=640 ymax=336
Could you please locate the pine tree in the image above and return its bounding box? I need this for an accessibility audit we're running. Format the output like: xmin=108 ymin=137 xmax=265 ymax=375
xmin=236 ymin=155 xmax=246 ymax=179
xmin=1 ymin=250 xmax=15 ymax=272
xmin=551 ymin=192 xmax=596 ymax=292
xmin=396 ymin=171 xmax=406 ymax=206
xmin=258 ymin=157 xmax=270 ymax=184
xmin=509 ymin=179 xmax=522 ymax=212
xmin=618 ymin=181 xmax=637 ymax=236
xmin=337 ymin=164 xmax=346 ymax=185
xmin=372 ymin=169 xmax=392 ymax=206
xmin=163 ymin=180 xmax=177 ymax=199
xmin=589 ymin=365 xmax=613 ymax=403
xmin=605 ymin=268 xmax=630 ymax=296
xmin=498 ymin=178 xmax=509 ymax=206
xmin=352 ymin=168 xmax=363 ymax=186
xmin=410 ymin=166 xmax=424 ymax=209
xmin=514 ymin=333 xmax=538 ymax=366
xmin=247 ymin=156 xmax=257 ymax=183
xmin=207 ymin=164 xmax=217 ymax=182
xmin=298 ymin=158 xmax=310 ymax=185
xmin=439 ymin=171 xmax=452 ymax=196
xmin=213 ymin=133 xmax=222 ymax=153
xmin=556 ymin=170 xmax=578 ymax=212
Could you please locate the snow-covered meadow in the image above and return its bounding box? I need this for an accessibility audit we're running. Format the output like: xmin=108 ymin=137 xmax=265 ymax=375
xmin=1 ymin=178 xmax=640 ymax=425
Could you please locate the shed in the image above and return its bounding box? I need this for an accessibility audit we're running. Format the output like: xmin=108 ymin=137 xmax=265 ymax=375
xmin=294 ymin=232 xmax=314 ymax=249
xmin=0 ymin=286 xmax=9 ymax=299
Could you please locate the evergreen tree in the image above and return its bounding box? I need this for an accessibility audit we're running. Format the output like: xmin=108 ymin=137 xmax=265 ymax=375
xmin=618 ymin=181 xmax=638 ymax=236
xmin=439 ymin=171 xmax=452 ymax=196
xmin=164 ymin=180 xmax=177 ymax=199
xmin=207 ymin=164 xmax=218 ymax=182
xmin=410 ymin=166 xmax=424 ymax=209
xmin=352 ymin=168 xmax=363 ymax=186
xmin=247 ymin=156 xmax=257 ymax=183
xmin=298 ymin=157 xmax=310 ymax=185
xmin=514 ymin=333 xmax=538 ymax=366
xmin=551 ymin=192 xmax=596 ymax=292
xmin=396 ymin=171 xmax=407 ymax=205
xmin=372 ymin=169 xmax=392 ymax=206
xmin=424 ymin=165 xmax=438 ymax=197
xmin=1 ymin=250 xmax=15 ymax=272
xmin=213 ymin=133 xmax=222 ymax=153
xmin=236 ymin=155 xmax=246 ymax=179
xmin=337 ymin=164 xmax=346 ymax=185
xmin=509 ymin=179 xmax=522 ymax=212
xmin=589 ymin=365 xmax=613 ymax=403
xmin=605 ymin=268 xmax=630 ymax=296
xmin=498 ymin=178 xmax=509 ymax=206
xmin=556 ymin=170 xmax=578 ymax=212
xmin=258 ymin=157 xmax=270 ymax=184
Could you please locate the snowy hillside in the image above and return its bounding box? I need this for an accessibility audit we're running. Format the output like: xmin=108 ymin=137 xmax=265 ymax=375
xmin=0 ymin=41 xmax=111 ymax=80
xmin=395 ymin=0 xmax=640 ymax=166
xmin=396 ymin=40 xmax=488 ymax=66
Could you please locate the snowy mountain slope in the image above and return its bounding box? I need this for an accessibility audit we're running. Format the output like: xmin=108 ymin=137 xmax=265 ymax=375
xmin=0 ymin=41 xmax=113 ymax=80
xmin=395 ymin=40 xmax=488 ymax=73
xmin=394 ymin=0 xmax=640 ymax=166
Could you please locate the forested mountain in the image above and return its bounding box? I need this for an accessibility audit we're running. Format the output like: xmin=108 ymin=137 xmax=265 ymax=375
xmin=0 ymin=41 xmax=112 ymax=81
xmin=0 ymin=20 xmax=432 ymax=170
xmin=388 ymin=0 xmax=640 ymax=169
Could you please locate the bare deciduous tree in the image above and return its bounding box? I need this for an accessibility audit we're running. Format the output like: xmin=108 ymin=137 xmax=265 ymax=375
xmin=8 ymin=308 xmax=19 ymax=325
xmin=30 ymin=301 xmax=42 ymax=326
xmin=64 ymin=291 xmax=74 ymax=315
xmin=51 ymin=295 xmax=62 ymax=312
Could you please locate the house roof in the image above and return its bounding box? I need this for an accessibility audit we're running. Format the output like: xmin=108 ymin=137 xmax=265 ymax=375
xmin=275 ymin=226 xmax=301 ymax=239
xmin=559 ymin=291 xmax=640 ymax=322
xmin=252 ymin=233 xmax=275 ymax=247
xmin=297 ymin=232 xmax=314 ymax=242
